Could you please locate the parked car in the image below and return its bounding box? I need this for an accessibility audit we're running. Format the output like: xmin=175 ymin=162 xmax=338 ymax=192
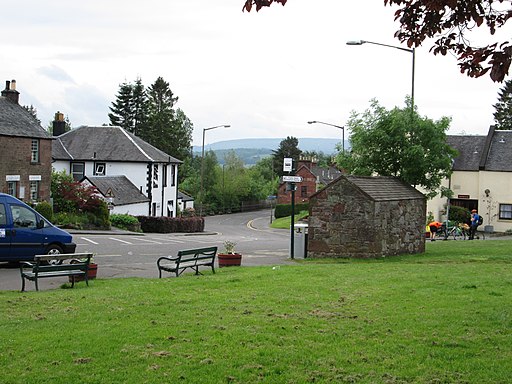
xmin=0 ymin=193 xmax=76 ymax=262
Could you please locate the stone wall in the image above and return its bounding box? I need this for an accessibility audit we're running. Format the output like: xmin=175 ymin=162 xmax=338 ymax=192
xmin=308 ymin=177 xmax=425 ymax=258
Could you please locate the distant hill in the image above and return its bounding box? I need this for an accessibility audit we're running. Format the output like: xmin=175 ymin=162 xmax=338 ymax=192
xmin=193 ymin=138 xmax=343 ymax=165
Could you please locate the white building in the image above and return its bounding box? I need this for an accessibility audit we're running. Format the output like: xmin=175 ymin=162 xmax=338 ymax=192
xmin=52 ymin=125 xmax=182 ymax=217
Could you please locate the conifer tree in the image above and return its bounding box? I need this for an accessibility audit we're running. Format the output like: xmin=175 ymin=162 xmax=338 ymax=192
xmin=493 ymin=79 xmax=512 ymax=130
xmin=108 ymin=82 xmax=134 ymax=130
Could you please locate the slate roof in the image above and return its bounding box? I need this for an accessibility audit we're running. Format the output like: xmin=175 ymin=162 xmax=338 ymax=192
xmin=344 ymin=175 xmax=425 ymax=201
xmin=53 ymin=126 xmax=182 ymax=163
xmin=0 ymin=97 xmax=51 ymax=139
xmin=178 ymin=191 xmax=194 ymax=202
xmin=310 ymin=164 xmax=342 ymax=184
xmin=83 ymin=175 xmax=150 ymax=206
xmin=447 ymin=126 xmax=512 ymax=172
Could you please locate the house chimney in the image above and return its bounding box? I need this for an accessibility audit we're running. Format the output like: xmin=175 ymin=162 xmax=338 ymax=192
xmin=52 ymin=111 xmax=66 ymax=136
xmin=1 ymin=79 xmax=20 ymax=104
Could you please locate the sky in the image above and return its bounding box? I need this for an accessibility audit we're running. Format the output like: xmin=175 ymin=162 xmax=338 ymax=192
xmin=1 ymin=0 xmax=506 ymax=147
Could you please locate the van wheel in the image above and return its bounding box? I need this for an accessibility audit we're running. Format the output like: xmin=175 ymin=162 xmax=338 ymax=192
xmin=46 ymin=245 xmax=64 ymax=265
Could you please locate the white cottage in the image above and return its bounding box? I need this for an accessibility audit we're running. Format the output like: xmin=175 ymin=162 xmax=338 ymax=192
xmin=52 ymin=125 xmax=182 ymax=217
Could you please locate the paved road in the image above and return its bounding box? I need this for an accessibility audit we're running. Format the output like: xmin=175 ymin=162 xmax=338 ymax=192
xmin=0 ymin=211 xmax=294 ymax=292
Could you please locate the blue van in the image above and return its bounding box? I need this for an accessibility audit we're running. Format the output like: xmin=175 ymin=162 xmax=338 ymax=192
xmin=0 ymin=193 xmax=76 ymax=262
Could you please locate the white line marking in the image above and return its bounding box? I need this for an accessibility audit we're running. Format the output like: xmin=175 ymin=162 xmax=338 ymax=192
xmin=108 ymin=237 xmax=133 ymax=244
xmin=80 ymin=237 xmax=99 ymax=245
xmin=131 ymin=238 xmax=163 ymax=244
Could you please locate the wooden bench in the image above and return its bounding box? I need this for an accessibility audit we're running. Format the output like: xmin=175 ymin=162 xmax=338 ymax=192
xmin=157 ymin=246 xmax=217 ymax=278
xmin=19 ymin=253 xmax=94 ymax=292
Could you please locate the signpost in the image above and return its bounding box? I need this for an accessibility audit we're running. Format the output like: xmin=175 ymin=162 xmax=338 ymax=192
xmin=282 ymin=159 xmax=302 ymax=260
xmin=282 ymin=175 xmax=303 ymax=183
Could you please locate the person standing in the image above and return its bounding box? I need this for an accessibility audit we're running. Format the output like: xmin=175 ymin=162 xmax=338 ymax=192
xmin=469 ymin=209 xmax=481 ymax=240
xmin=428 ymin=221 xmax=443 ymax=241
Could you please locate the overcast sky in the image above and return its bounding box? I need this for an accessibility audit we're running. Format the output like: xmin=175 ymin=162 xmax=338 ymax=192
xmin=1 ymin=0 xmax=505 ymax=147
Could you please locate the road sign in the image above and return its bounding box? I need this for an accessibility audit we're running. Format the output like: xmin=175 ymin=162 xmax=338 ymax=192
xmin=282 ymin=175 xmax=303 ymax=183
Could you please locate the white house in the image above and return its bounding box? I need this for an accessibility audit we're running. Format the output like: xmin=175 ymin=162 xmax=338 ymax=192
xmin=427 ymin=126 xmax=512 ymax=232
xmin=52 ymin=124 xmax=182 ymax=217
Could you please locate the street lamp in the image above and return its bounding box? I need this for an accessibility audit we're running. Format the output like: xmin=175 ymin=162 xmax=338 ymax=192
xmin=200 ymin=124 xmax=230 ymax=216
xmin=346 ymin=40 xmax=415 ymax=115
xmin=307 ymin=121 xmax=345 ymax=152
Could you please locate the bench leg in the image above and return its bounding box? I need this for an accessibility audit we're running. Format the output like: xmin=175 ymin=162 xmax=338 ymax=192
xmin=35 ymin=278 xmax=39 ymax=292
xmin=21 ymin=276 xmax=26 ymax=292
xmin=70 ymin=276 xmax=75 ymax=288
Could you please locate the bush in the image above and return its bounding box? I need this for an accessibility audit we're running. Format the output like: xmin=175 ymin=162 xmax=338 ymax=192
xmin=35 ymin=201 xmax=53 ymax=222
xmin=274 ymin=203 xmax=309 ymax=219
xmin=111 ymin=214 xmax=141 ymax=232
xmin=136 ymin=216 xmax=204 ymax=233
xmin=448 ymin=205 xmax=471 ymax=224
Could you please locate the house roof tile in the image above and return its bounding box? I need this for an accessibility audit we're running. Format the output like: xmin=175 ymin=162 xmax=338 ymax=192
xmin=53 ymin=126 xmax=182 ymax=163
xmin=0 ymin=97 xmax=51 ymax=139
xmin=83 ymin=175 xmax=150 ymax=206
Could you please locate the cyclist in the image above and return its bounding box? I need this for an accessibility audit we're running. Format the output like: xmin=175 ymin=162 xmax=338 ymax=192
xmin=468 ymin=209 xmax=481 ymax=240
xmin=428 ymin=220 xmax=443 ymax=241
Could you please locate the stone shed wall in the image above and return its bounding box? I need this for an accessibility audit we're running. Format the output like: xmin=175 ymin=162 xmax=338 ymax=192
xmin=308 ymin=178 xmax=425 ymax=258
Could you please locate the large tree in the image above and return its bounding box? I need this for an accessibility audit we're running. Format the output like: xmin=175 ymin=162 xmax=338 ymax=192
xmin=493 ymin=79 xmax=512 ymax=130
xmin=108 ymin=81 xmax=134 ymax=130
xmin=272 ymin=136 xmax=302 ymax=177
xmin=242 ymin=0 xmax=511 ymax=82
xmin=336 ymin=99 xmax=457 ymax=198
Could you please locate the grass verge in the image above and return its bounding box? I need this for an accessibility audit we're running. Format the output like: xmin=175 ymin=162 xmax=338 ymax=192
xmin=0 ymin=240 xmax=511 ymax=383
xmin=271 ymin=210 xmax=309 ymax=229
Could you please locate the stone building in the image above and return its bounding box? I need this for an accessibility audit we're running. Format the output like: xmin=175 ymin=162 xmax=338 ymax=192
xmin=0 ymin=80 xmax=52 ymax=202
xmin=308 ymin=175 xmax=426 ymax=258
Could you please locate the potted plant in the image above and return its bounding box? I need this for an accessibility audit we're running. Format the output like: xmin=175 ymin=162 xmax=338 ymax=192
xmin=69 ymin=257 xmax=98 ymax=282
xmin=217 ymin=241 xmax=242 ymax=267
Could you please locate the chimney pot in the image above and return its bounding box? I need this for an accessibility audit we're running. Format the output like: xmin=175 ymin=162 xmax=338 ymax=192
xmin=10 ymin=80 xmax=16 ymax=90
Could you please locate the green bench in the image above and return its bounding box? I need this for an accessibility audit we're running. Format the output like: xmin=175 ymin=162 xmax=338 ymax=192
xmin=157 ymin=246 xmax=217 ymax=278
xmin=19 ymin=253 xmax=94 ymax=292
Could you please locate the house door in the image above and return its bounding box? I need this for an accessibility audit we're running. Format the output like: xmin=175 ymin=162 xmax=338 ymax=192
xmin=451 ymin=199 xmax=478 ymax=213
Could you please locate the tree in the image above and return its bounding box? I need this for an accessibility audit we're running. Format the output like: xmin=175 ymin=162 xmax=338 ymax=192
xmin=131 ymin=77 xmax=149 ymax=137
xmin=108 ymin=81 xmax=134 ymax=130
xmin=242 ymin=0 xmax=511 ymax=82
xmin=23 ymin=105 xmax=41 ymax=124
xmin=272 ymin=136 xmax=302 ymax=177
xmin=493 ymin=79 xmax=512 ymax=130
xmin=336 ymin=99 xmax=457 ymax=198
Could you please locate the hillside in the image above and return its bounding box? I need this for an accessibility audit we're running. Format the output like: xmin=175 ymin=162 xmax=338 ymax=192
xmin=193 ymin=138 xmax=343 ymax=165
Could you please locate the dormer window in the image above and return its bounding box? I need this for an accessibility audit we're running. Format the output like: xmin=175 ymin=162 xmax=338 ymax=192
xmin=94 ymin=162 xmax=106 ymax=176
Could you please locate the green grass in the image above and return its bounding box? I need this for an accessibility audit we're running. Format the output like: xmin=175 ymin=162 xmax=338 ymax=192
xmin=1 ymin=240 xmax=511 ymax=383
xmin=271 ymin=210 xmax=309 ymax=229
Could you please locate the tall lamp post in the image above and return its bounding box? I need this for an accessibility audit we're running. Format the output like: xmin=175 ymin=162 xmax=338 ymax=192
xmin=307 ymin=121 xmax=345 ymax=152
xmin=200 ymin=124 xmax=230 ymax=216
xmin=346 ymin=40 xmax=415 ymax=116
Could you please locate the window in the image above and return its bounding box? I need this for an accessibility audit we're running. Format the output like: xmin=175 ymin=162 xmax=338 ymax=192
xmin=11 ymin=204 xmax=37 ymax=229
xmin=0 ymin=204 xmax=6 ymax=226
xmin=29 ymin=181 xmax=39 ymax=201
xmin=499 ymin=204 xmax=512 ymax=220
xmin=171 ymin=165 xmax=176 ymax=187
xmin=94 ymin=162 xmax=106 ymax=176
xmin=7 ymin=181 xmax=17 ymax=197
xmin=301 ymin=185 xmax=308 ymax=198
xmin=71 ymin=162 xmax=85 ymax=181
xmin=153 ymin=164 xmax=159 ymax=188
xmin=163 ymin=165 xmax=168 ymax=187
xmin=31 ymin=139 xmax=40 ymax=163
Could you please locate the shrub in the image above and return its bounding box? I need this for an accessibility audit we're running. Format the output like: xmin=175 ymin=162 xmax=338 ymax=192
xmin=448 ymin=205 xmax=471 ymax=224
xmin=111 ymin=214 xmax=141 ymax=232
xmin=136 ymin=216 xmax=204 ymax=233
xmin=35 ymin=201 xmax=53 ymax=222
xmin=274 ymin=203 xmax=309 ymax=219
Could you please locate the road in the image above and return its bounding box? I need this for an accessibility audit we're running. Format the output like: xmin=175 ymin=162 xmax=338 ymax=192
xmin=0 ymin=211 xmax=293 ymax=292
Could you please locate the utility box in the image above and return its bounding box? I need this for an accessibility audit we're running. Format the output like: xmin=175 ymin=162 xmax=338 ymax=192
xmin=290 ymin=223 xmax=308 ymax=259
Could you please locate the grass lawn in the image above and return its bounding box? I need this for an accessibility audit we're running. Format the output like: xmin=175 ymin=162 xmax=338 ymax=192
xmin=1 ymin=240 xmax=511 ymax=383
xmin=271 ymin=210 xmax=309 ymax=229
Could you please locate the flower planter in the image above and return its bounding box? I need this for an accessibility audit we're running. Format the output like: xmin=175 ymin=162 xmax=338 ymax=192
xmin=69 ymin=263 xmax=98 ymax=282
xmin=218 ymin=253 xmax=242 ymax=268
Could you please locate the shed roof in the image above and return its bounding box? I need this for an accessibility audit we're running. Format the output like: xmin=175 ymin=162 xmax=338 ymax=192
xmin=346 ymin=175 xmax=425 ymax=201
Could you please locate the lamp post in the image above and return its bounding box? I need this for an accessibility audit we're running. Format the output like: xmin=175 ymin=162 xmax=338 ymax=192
xmin=346 ymin=40 xmax=415 ymax=116
xmin=307 ymin=121 xmax=345 ymax=152
xmin=200 ymin=124 xmax=230 ymax=216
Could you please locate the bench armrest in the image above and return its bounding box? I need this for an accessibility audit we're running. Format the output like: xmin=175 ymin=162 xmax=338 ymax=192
xmin=157 ymin=256 xmax=178 ymax=266
xmin=19 ymin=261 xmax=34 ymax=269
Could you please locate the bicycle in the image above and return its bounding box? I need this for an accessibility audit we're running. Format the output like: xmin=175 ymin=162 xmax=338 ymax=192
xmin=441 ymin=223 xmax=468 ymax=240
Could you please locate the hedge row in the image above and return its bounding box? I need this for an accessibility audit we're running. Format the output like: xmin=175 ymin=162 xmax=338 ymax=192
xmin=136 ymin=216 xmax=204 ymax=233
xmin=274 ymin=203 xmax=309 ymax=219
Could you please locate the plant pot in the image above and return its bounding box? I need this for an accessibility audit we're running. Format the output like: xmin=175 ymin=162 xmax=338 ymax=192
xmin=218 ymin=253 xmax=242 ymax=268
xmin=69 ymin=263 xmax=98 ymax=282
